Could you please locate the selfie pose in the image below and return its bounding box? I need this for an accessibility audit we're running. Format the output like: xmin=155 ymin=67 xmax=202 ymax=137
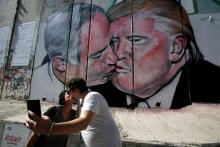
xmin=26 ymin=78 xmax=121 ymax=147
xmin=25 ymin=90 xmax=76 ymax=147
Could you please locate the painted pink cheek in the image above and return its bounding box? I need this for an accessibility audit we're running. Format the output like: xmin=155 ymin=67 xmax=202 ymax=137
xmin=119 ymin=76 xmax=133 ymax=86
xmin=92 ymin=64 xmax=102 ymax=73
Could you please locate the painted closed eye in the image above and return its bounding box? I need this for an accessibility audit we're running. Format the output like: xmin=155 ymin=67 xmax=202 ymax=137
xmin=89 ymin=46 xmax=107 ymax=59
xmin=90 ymin=51 xmax=102 ymax=59
xmin=110 ymin=37 xmax=119 ymax=51
xmin=128 ymin=35 xmax=151 ymax=45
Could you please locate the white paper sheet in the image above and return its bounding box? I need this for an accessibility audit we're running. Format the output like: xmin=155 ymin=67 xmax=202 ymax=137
xmin=0 ymin=27 xmax=10 ymax=67
xmin=11 ymin=21 xmax=36 ymax=66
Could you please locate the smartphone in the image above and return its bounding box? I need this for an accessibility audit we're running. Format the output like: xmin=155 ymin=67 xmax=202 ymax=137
xmin=27 ymin=99 xmax=42 ymax=118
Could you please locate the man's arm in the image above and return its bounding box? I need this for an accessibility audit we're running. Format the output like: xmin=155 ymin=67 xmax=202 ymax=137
xmin=27 ymin=110 xmax=95 ymax=135
xmin=51 ymin=110 xmax=94 ymax=135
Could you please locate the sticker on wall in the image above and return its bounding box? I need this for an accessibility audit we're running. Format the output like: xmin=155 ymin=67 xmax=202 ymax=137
xmin=1 ymin=123 xmax=30 ymax=147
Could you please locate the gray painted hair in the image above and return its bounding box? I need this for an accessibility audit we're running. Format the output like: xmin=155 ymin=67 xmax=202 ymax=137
xmin=44 ymin=3 xmax=105 ymax=65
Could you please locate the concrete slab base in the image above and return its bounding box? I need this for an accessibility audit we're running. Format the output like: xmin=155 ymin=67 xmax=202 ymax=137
xmin=0 ymin=100 xmax=219 ymax=146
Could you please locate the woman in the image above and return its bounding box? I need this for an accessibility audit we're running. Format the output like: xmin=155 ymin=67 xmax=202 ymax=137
xmin=25 ymin=90 xmax=76 ymax=147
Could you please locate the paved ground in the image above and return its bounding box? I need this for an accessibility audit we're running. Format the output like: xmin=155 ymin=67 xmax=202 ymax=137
xmin=112 ymin=104 xmax=220 ymax=146
xmin=0 ymin=100 xmax=220 ymax=146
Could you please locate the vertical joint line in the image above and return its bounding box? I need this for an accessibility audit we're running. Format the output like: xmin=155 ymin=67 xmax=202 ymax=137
xmin=179 ymin=0 xmax=192 ymax=104
xmin=131 ymin=0 xmax=135 ymax=107
xmin=85 ymin=0 xmax=93 ymax=83
xmin=64 ymin=1 xmax=75 ymax=90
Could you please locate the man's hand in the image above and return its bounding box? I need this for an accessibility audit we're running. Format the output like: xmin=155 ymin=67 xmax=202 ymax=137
xmin=26 ymin=111 xmax=52 ymax=135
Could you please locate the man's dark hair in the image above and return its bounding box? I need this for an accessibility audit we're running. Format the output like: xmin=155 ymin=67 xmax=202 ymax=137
xmin=67 ymin=78 xmax=88 ymax=92
xmin=59 ymin=90 xmax=67 ymax=105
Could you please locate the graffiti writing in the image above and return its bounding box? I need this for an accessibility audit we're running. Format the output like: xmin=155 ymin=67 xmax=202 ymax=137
xmin=4 ymin=135 xmax=22 ymax=145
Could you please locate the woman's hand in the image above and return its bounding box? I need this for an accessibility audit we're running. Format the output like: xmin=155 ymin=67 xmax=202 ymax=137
xmin=26 ymin=111 xmax=52 ymax=135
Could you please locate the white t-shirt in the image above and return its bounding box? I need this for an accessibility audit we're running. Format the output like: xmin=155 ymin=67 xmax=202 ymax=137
xmin=81 ymin=92 xmax=121 ymax=147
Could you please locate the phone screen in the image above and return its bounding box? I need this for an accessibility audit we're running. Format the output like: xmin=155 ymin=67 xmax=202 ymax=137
xmin=27 ymin=99 xmax=42 ymax=118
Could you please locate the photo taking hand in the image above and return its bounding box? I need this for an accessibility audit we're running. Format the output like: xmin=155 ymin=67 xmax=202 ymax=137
xmin=26 ymin=111 xmax=52 ymax=135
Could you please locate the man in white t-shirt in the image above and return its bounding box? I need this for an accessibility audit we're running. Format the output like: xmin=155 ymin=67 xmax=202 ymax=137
xmin=26 ymin=77 xmax=122 ymax=147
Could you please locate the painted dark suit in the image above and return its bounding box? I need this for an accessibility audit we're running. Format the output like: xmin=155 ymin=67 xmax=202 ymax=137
xmin=91 ymin=59 xmax=220 ymax=109
xmin=171 ymin=59 xmax=220 ymax=108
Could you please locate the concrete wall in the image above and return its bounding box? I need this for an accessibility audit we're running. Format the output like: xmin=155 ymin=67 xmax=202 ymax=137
xmin=0 ymin=0 xmax=19 ymax=99
xmin=0 ymin=0 xmax=43 ymax=101
xmin=0 ymin=0 xmax=220 ymax=109
xmin=0 ymin=101 xmax=220 ymax=146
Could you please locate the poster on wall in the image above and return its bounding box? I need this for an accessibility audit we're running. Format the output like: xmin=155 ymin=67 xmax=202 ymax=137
xmin=1 ymin=123 xmax=30 ymax=147
xmin=30 ymin=0 xmax=220 ymax=108
xmin=11 ymin=21 xmax=36 ymax=67
xmin=0 ymin=27 xmax=9 ymax=67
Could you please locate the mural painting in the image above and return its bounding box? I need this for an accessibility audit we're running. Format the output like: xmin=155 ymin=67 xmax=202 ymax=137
xmin=30 ymin=0 xmax=220 ymax=109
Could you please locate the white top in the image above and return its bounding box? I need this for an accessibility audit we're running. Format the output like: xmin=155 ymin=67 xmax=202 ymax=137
xmin=81 ymin=92 xmax=121 ymax=147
